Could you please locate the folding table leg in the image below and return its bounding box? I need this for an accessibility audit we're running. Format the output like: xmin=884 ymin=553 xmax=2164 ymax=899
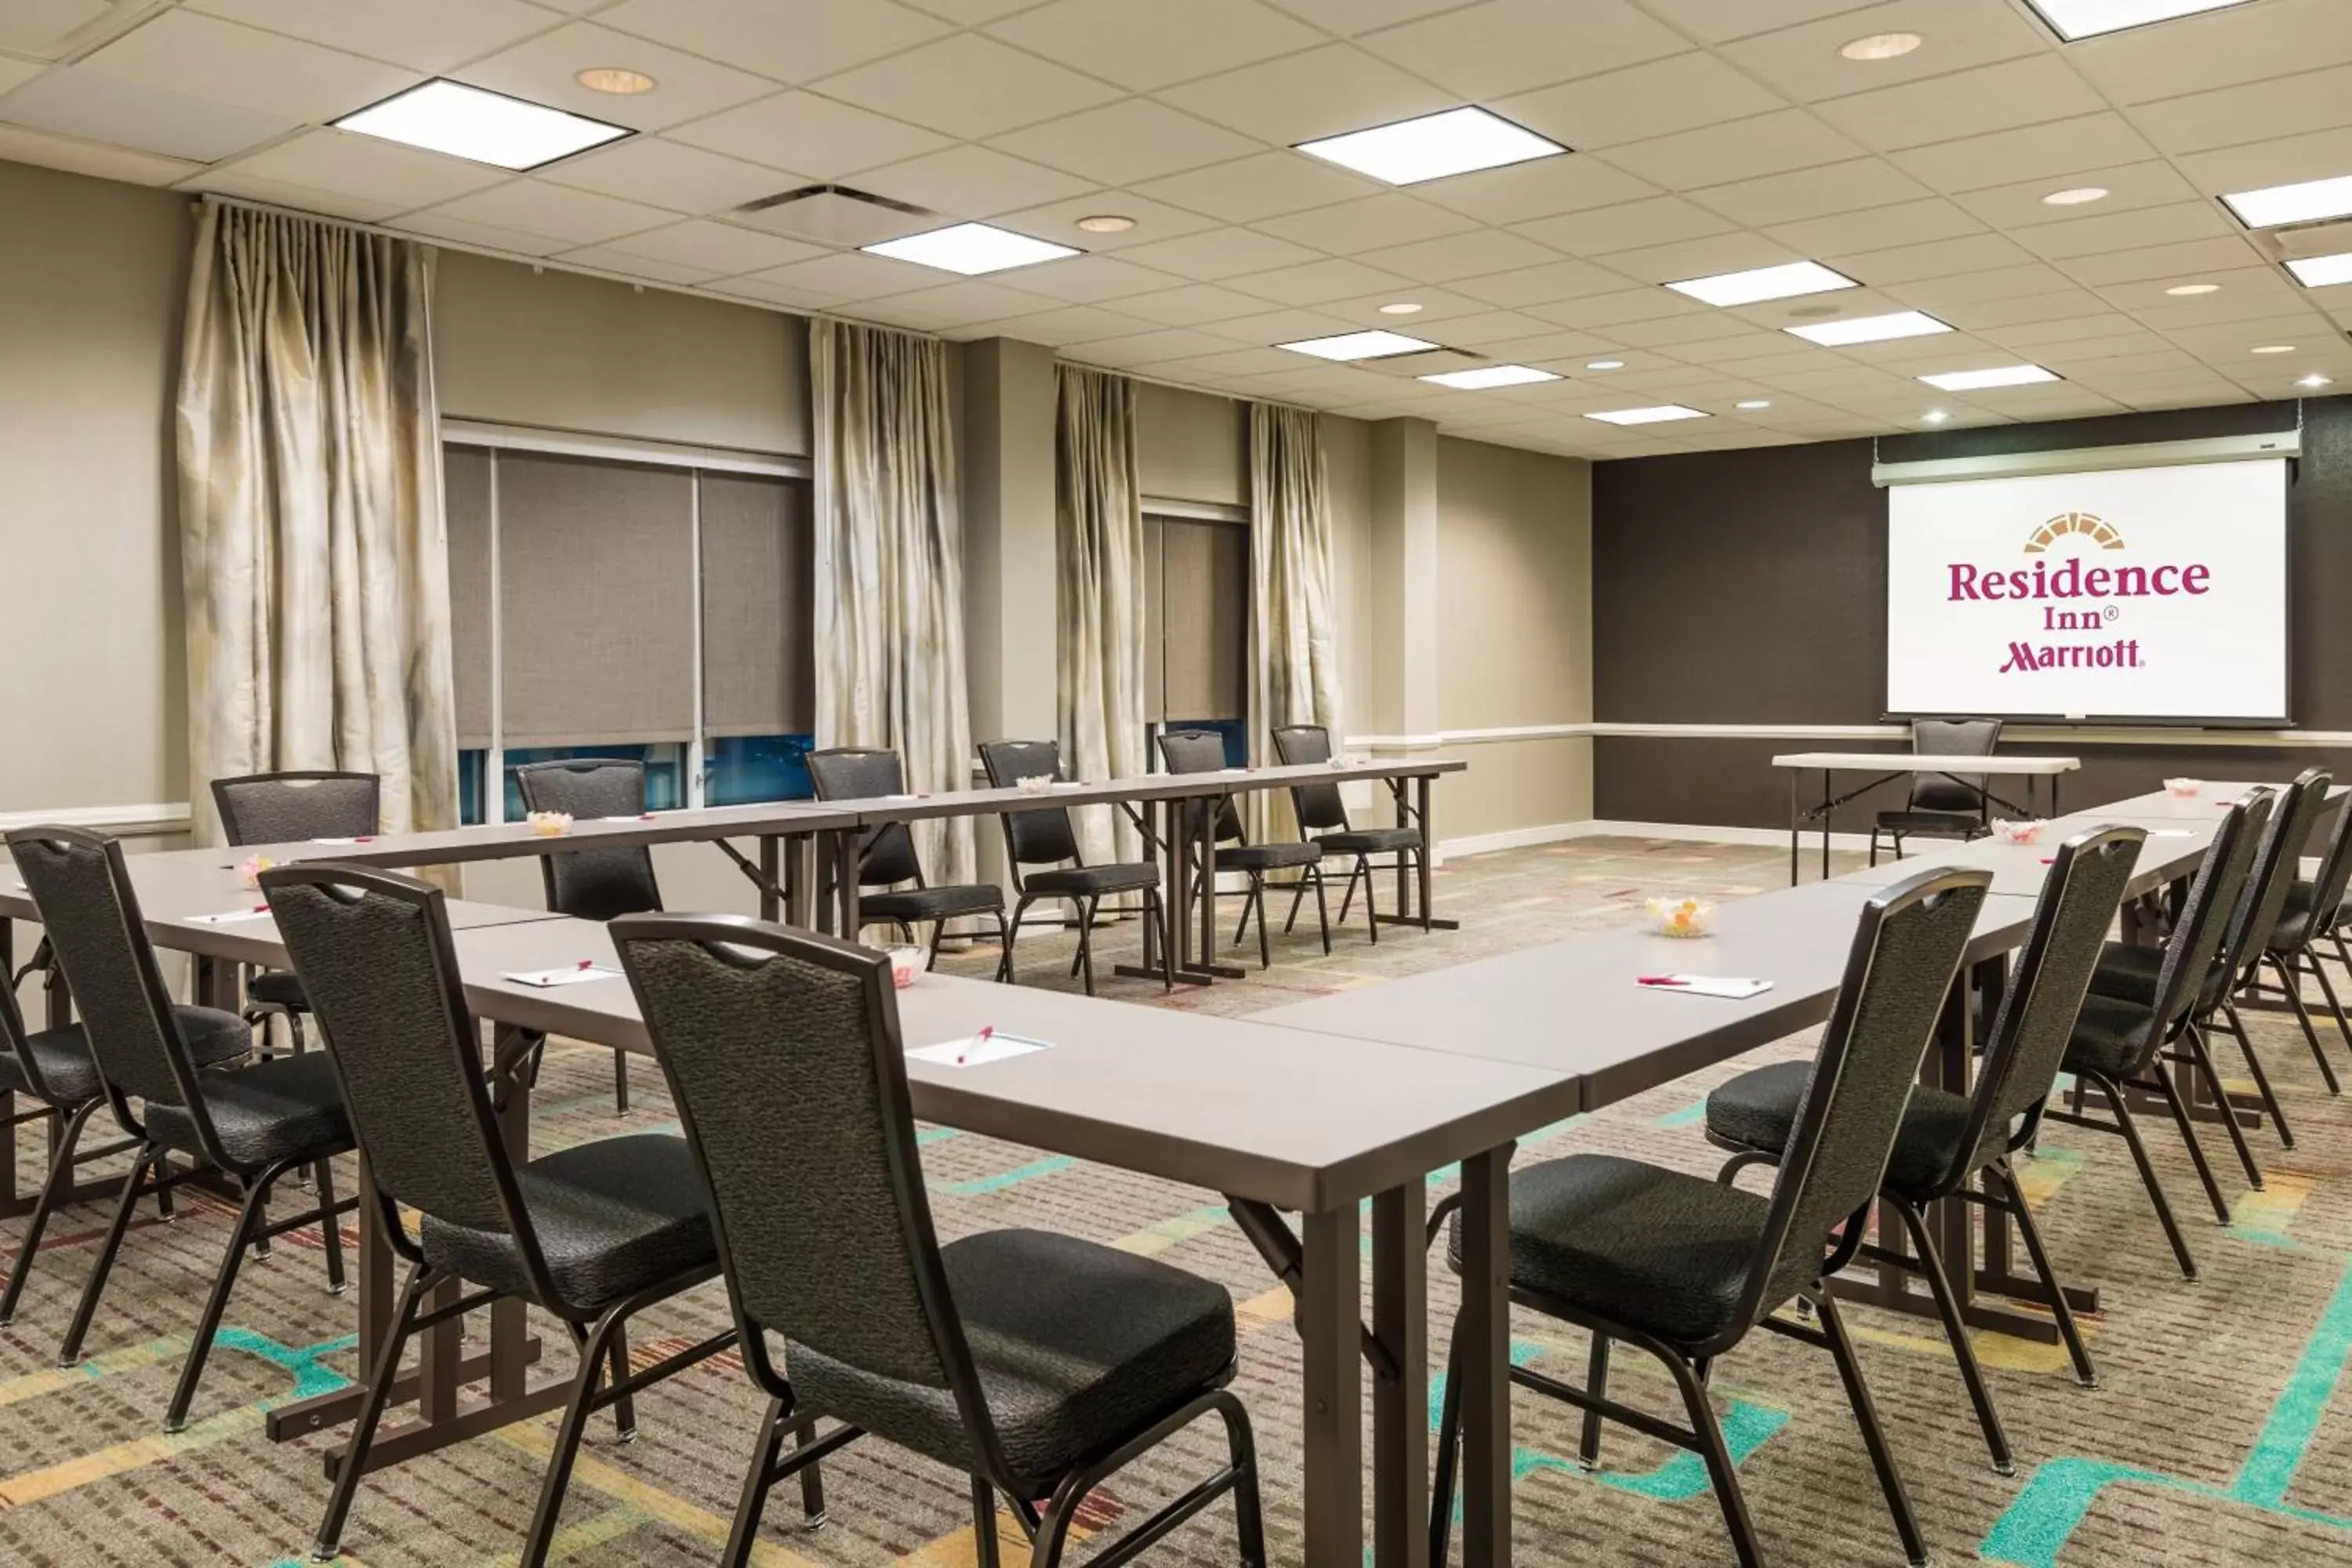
xmin=1457 ymin=1145 xmax=1515 ymax=1568
xmin=1372 ymin=1182 xmax=1431 ymax=1568
xmin=1299 ymin=1206 xmax=1364 ymax=1568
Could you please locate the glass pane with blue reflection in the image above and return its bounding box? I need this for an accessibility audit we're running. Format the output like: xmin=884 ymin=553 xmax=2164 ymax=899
xmin=1165 ymin=718 xmax=1249 ymax=768
xmin=501 ymin=742 xmax=687 ymax=822
xmin=706 ymin=733 xmax=816 ymax=806
xmin=458 ymin=750 xmax=488 ymax=826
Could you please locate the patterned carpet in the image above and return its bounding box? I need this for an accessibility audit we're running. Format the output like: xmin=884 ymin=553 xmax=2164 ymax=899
xmin=5 ymin=835 xmax=2352 ymax=1567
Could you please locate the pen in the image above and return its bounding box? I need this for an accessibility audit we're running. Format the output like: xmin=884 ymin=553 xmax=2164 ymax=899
xmin=959 ymin=1025 xmax=993 ymax=1067
xmin=1635 ymin=975 xmax=1688 ymax=987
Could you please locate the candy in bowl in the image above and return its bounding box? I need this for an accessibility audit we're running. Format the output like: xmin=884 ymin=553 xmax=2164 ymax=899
xmin=2165 ymin=779 xmax=2202 ymax=798
xmin=526 ymin=811 xmax=573 ymax=837
xmin=886 ymin=946 xmax=925 ymax=988
xmin=1991 ymin=819 xmax=2046 ymax=846
xmin=1015 ymin=775 xmax=1054 ymax=796
xmin=1646 ymin=897 xmax=1713 ymax=938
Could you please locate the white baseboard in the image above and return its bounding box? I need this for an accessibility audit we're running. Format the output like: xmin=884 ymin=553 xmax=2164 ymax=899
xmin=1438 ymin=820 xmax=1595 ymax=858
xmin=1441 ymin=818 xmax=1877 ymax=858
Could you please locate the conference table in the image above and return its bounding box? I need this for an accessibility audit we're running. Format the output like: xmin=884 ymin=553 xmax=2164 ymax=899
xmin=1772 ymin=750 xmax=2082 ymax=884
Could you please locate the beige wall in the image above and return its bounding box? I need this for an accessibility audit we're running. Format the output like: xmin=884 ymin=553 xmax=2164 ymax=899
xmin=434 ymin=249 xmax=809 ymax=456
xmin=0 ymin=162 xmax=190 ymax=818
xmin=1136 ymin=379 xmax=1246 ymax=508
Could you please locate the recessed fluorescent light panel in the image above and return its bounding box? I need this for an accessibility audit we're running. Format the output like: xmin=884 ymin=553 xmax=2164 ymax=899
xmin=1418 ymin=365 xmax=1560 ymax=389
xmin=1785 ymin=310 xmax=1953 ymax=347
xmin=2223 ymin=173 xmax=2352 ymax=229
xmin=1667 ymin=260 xmax=1858 ymax=307
xmin=1294 ymin=106 xmax=1565 ymax=186
xmin=334 ymin=79 xmax=630 ymax=171
xmin=1919 ymin=365 xmax=2061 ymax=391
xmin=1586 ymin=405 xmax=1708 ymax=426
xmin=1276 ymin=329 xmax=1438 ymax=361
xmin=2286 ymin=252 xmax=2352 ymax=289
xmin=2024 ymin=0 xmax=2257 ymax=41
xmin=863 ymin=222 xmax=1079 ymax=275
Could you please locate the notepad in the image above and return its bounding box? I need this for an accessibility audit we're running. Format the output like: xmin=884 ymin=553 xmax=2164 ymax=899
xmin=187 ymin=907 xmax=274 ymax=926
xmin=2150 ymin=829 xmax=2198 ymax=837
xmin=1637 ymin=975 xmax=1772 ymax=1000
xmin=310 ymin=836 xmax=374 ymax=844
xmin=909 ymin=1032 xmax=1051 ymax=1068
xmin=601 ymin=815 xmax=655 ymax=824
xmin=503 ymin=964 xmax=624 ymax=988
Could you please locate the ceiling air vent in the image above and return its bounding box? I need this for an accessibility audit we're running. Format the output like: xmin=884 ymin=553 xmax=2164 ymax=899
xmin=732 ymin=184 xmax=936 ymax=248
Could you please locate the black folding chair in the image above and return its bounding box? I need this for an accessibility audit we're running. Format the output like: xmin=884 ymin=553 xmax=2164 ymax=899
xmin=1156 ymin=729 xmax=1330 ymax=967
xmin=807 ymin=746 xmax=1012 ymax=978
xmin=1870 ymin=718 xmax=2002 ymax=866
xmin=1272 ymin=723 xmax=1424 ymax=944
xmin=977 ymin=739 xmax=1170 ymax=996
xmin=212 ymin=769 xmax=381 ymax=1054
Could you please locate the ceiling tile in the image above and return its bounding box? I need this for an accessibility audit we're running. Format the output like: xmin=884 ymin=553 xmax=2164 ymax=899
xmin=1155 ymin=345 xmax=1316 ymax=376
xmin=1950 ymin=159 xmax=2201 ymax=231
xmin=1156 ymin=42 xmax=1453 ymax=145
xmin=1196 ymin=306 xmax=1360 ymax=343
xmin=596 ymin=218 xmax=825 ymax=274
xmin=998 ymin=252 xmax=1185 ymax=302
xmin=811 ymin=34 xmax=1120 ymax=140
xmin=1814 ymin=56 xmax=2106 ymax=154
xmin=1313 ymin=286 xmax=1506 ymax=326
xmin=1457 ymin=328 xmax=1621 ymax=362
xmin=668 ymin=92 xmax=950 ymax=178
xmin=539 ymin=136 xmax=797 ymax=214
xmin=2131 ymin=63 xmax=2352 ymax=158
xmin=2093 ymin=268 xmax=2303 ymax=320
xmin=1131 ymin=151 xmax=1382 ymax=223
xmin=83 ymin=10 xmax=408 ymax=123
xmin=421 ymin=179 xmax=675 ymax=245
xmin=2058 ymin=234 xmax=2268 ymax=287
xmin=1606 ymin=311 xmax=1776 ymax=348
xmin=1357 ymin=0 xmax=1685 ymax=100
xmin=899 ymin=0 xmax=1058 ymax=21
xmin=181 ymin=164 xmax=408 ymax=220
xmin=702 ymin=274 xmax=851 ymax=310
xmin=1764 ymin=196 xmax=1984 ymax=257
xmin=1718 ymin=0 xmax=2044 ymax=104
xmin=394 ymin=209 xmax=573 ymax=257
xmin=2014 ymin=200 xmax=2234 ymax=263
xmin=211 ymin=126 xmax=508 ymax=206
xmin=1600 ymin=230 xmax=1802 ymax=285
xmin=0 ymin=65 xmax=294 ymax=163
xmin=0 ymin=58 xmax=38 ymax=96
xmin=989 ymin=100 xmax=1258 ymax=187
xmin=459 ymin=22 xmax=779 ymax=132
xmin=1446 ymin=257 xmax=1634 ymax=307
xmin=1512 ymin=195 xmax=1737 ymax=256
xmin=1632 ymin=0 xmax=1885 ymax=44
xmin=1688 ymin=157 xmax=1930 ymax=227
xmin=1354 ymin=229 xmax=1563 ymax=282
xmin=1116 ymin=225 xmax=1326 ymax=279
xmin=856 ymin=144 xmax=1097 ymax=219
xmin=986 ymin=0 xmax=1320 ymax=91
xmin=186 ymin=0 xmax=555 ymax=73
xmin=750 ymin=249 xmax=943 ymax=299
xmin=1115 ymin=283 xmax=1280 ymax=325
xmin=1526 ymin=286 xmax=1706 ymax=328
xmin=1067 ymin=326 xmax=1243 ymax=365
xmin=1411 ymin=154 xmax=1658 ymax=225
xmin=992 ymin=191 xmax=1221 ymax=250
xmin=1254 ymin=194 xmax=1478 ymax=252
xmin=1223 ymin=256 xmax=1413 ymax=304
xmin=554 ymin=245 xmax=717 ymax=285
xmin=1602 ymin=110 xmax=1867 ymax=191
xmin=2172 ymin=126 xmax=2352 ymax=197
xmin=1413 ymin=308 xmax=1562 ymax=345
xmin=1257 ymin=0 xmax=1475 ymax=34
xmin=596 ymin=0 xmax=949 ymax=85
xmin=1933 ymin=289 xmax=2111 ymax=331
xmin=957 ymin=303 xmax=1163 ymax=343
xmin=1889 ymin=113 xmax=2160 ymax=194
xmin=1494 ymin=52 xmax=1783 ymax=150
xmin=2063 ymin=0 xmax=2352 ymax=105
xmin=1836 ymin=233 xmax=2036 ymax=286
xmin=869 ymin=278 xmax=1064 ymax=328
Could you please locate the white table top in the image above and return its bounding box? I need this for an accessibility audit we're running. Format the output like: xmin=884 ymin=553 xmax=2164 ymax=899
xmin=1772 ymin=752 xmax=2081 ymax=774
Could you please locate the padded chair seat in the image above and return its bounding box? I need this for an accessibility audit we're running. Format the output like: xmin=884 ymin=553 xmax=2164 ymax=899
xmin=1705 ymin=1061 xmax=1983 ymax=1200
xmin=1447 ymin=1153 xmax=1767 ymax=1349
xmin=421 ymin=1134 xmax=715 ymax=1317
xmin=1023 ymin=862 xmax=1160 ymax=898
xmin=1315 ymin=828 xmax=1421 ymax=855
xmin=1 ymin=1024 xmax=101 ymax=1104
xmin=245 ymin=969 xmax=309 ymax=1009
xmin=1213 ymin=840 xmax=1324 ymax=870
xmin=862 ymin=882 xmax=1004 ymax=922
xmin=2268 ymin=881 xmax=2320 ymax=954
xmin=2065 ymin=992 xmax=2157 ymax=1080
xmin=144 ymin=1047 xmax=350 ymax=1174
xmin=1875 ymin=811 xmax=1987 ymax=837
xmin=2086 ymin=941 xmax=2164 ymax=1007
xmin=788 ymin=1228 xmax=1236 ymax=1494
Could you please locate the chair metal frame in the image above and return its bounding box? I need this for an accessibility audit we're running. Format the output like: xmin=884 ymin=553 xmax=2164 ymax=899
xmin=977 ymin=739 xmax=1173 ymax=996
xmin=211 ymin=769 xmax=382 ymax=1056
xmin=806 ymin=746 xmax=1015 ymax=981
xmin=1270 ymin=723 xmax=1425 ymax=946
xmin=1155 ymin=729 xmax=1331 ymax=967
xmin=1867 ymin=718 xmax=2003 ymax=866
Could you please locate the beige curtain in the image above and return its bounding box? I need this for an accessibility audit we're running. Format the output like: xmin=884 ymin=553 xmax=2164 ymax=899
xmin=1055 ymin=365 xmax=1145 ymax=866
xmin=176 ymin=200 xmax=457 ymax=844
xmin=810 ymin=318 xmax=975 ymax=884
xmin=1250 ymin=401 xmax=1345 ymax=782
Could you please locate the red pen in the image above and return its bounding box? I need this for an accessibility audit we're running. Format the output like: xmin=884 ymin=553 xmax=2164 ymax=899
xmin=578 ymin=959 xmax=594 ymax=971
xmin=1636 ymin=975 xmax=1688 ymax=988
xmin=959 ymin=1024 xmax=993 ymax=1067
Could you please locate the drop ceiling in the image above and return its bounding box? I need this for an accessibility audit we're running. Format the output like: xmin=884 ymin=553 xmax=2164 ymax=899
xmin=2 ymin=0 xmax=2349 ymax=460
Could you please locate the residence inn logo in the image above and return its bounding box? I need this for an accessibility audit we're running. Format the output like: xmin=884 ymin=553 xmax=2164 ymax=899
xmin=1944 ymin=511 xmax=2213 ymax=675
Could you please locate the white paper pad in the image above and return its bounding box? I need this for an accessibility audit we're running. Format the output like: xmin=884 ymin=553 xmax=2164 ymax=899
xmin=187 ymin=907 xmax=274 ymax=926
xmin=909 ymin=1031 xmax=1051 ymax=1068
xmin=1639 ymin=975 xmax=1773 ymax=1000
xmin=503 ymin=964 xmax=625 ymax=988
xmin=601 ymin=815 xmax=654 ymax=824
xmin=2150 ymin=829 xmax=2198 ymax=837
xmin=310 ymin=837 xmax=370 ymax=845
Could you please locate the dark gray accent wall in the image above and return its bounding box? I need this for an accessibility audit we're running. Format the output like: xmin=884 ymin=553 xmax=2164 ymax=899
xmin=1592 ymin=396 xmax=2352 ymax=831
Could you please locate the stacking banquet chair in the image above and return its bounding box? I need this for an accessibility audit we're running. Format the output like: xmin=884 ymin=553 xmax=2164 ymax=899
xmin=260 ymin=863 xmax=734 ymax=1568
xmin=976 ymin=739 xmax=1170 ymax=996
xmin=212 ymin=770 xmax=381 ymax=1054
xmin=2258 ymin=782 xmax=2352 ymax=1080
xmin=1156 ymin=729 xmax=1330 ymax=966
xmin=1868 ymin=718 xmax=2001 ymax=866
xmin=516 ymin=757 xmax=659 ymax=1113
xmin=806 ymin=746 xmax=1012 ymax=978
xmin=2046 ymin=792 xmax=2272 ymax=1279
xmin=1270 ymin=723 xmax=1425 ymax=945
xmin=1428 ymin=863 xmax=1993 ymax=1568
xmin=5 ymin=826 xmax=353 ymax=1432
xmin=1705 ymin=826 xmax=2143 ymax=1475
xmin=2088 ymin=771 xmax=2325 ymax=1187
xmin=612 ymin=913 xmax=1264 ymax=1568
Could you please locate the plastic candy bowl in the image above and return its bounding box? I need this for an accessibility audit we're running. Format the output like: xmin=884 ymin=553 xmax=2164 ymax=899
xmin=1646 ymin=897 xmax=1713 ymax=938
xmin=1991 ymin=819 xmax=2046 ymax=846
xmin=526 ymin=811 xmax=573 ymax=837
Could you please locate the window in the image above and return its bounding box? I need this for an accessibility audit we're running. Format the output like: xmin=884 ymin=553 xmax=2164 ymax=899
xmin=1143 ymin=510 xmax=1250 ymax=768
xmin=445 ymin=436 xmax=814 ymax=825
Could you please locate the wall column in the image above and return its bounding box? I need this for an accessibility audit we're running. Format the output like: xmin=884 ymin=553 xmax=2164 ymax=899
xmin=1366 ymin=419 xmax=1441 ymax=825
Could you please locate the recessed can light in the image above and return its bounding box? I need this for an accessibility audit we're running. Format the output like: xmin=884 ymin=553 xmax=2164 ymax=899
xmin=2250 ymin=344 xmax=2297 ymax=355
xmin=1839 ymin=31 xmax=1923 ymax=60
xmin=2299 ymin=373 xmax=2335 ymax=389
xmin=1076 ymin=214 xmax=1136 ymax=234
xmin=1737 ymin=399 xmax=1772 ymax=410
xmin=1923 ymin=408 xmax=1951 ymax=423
xmin=1585 ymin=358 xmax=1625 ymax=371
xmin=575 ymin=67 xmax=656 ymax=94
xmin=1378 ymin=301 xmax=1424 ymax=314
xmin=2165 ymin=282 xmax=2221 ymax=296
xmin=2042 ymin=187 xmax=2109 ymax=206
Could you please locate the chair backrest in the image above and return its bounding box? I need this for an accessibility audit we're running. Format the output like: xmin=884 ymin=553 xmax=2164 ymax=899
xmin=5 ymin=828 xmax=210 ymax=1117
xmin=614 ymin=914 xmax=1006 ymax=1468
xmin=806 ymin=748 xmax=925 ymax=889
xmin=1958 ymin=824 xmax=2144 ymax=1170
xmin=2148 ymin=791 xmax=2270 ymax=1040
xmin=1741 ymin=865 xmax=1990 ymax=1333
xmin=2218 ymin=768 xmax=2331 ymax=993
xmin=261 ymin=864 xmax=538 ymax=1265
xmin=515 ymin=759 xmax=663 ymax=923
xmin=976 ymin=739 xmax=1083 ymax=870
xmin=2303 ymin=790 xmax=2352 ymax=934
xmin=1271 ymin=724 xmax=1350 ymax=833
xmin=1156 ymin=730 xmax=1244 ymax=845
xmin=1909 ymin=719 xmax=2000 ymax=815
xmin=211 ymin=771 xmax=380 ymax=847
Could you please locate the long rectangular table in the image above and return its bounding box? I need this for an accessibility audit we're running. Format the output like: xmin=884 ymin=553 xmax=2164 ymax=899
xmin=1771 ymin=751 xmax=2082 ymax=884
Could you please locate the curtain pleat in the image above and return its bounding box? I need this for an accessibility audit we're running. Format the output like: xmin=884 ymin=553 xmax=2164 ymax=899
xmin=1249 ymin=401 xmax=1345 ymax=836
xmin=176 ymin=200 xmax=458 ymax=844
xmin=810 ymin=318 xmax=975 ymax=885
xmin=1055 ymin=365 xmax=1145 ymax=866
